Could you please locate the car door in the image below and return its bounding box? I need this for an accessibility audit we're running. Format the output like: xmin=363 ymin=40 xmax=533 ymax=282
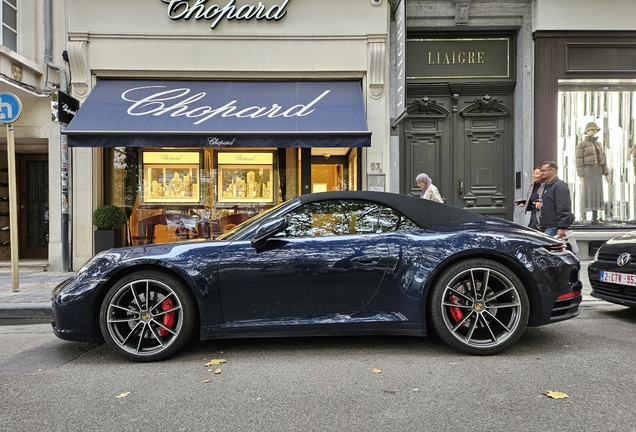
xmin=217 ymin=199 xmax=390 ymax=323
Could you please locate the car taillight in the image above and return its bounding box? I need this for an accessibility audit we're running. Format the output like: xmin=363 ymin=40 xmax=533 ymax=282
xmin=537 ymin=243 xmax=571 ymax=256
xmin=556 ymin=290 xmax=581 ymax=300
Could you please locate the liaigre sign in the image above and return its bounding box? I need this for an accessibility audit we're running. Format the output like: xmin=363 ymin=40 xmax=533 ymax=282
xmin=161 ymin=0 xmax=291 ymax=29
xmin=407 ymin=38 xmax=511 ymax=79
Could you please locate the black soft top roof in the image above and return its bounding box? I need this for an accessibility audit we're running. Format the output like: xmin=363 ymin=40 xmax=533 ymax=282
xmin=297 ymin=191 xmax=484 ymax=229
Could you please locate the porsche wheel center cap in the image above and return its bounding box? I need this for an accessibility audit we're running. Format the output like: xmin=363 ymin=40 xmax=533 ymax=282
xmin=474 ymin=303 xmax=484 ymax=311
xmin=141 ymin=312 xmax=151 ymax=321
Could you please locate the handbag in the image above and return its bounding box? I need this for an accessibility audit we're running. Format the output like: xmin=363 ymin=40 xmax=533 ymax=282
xmin=564 ymin=229 xmax=579 ymax=254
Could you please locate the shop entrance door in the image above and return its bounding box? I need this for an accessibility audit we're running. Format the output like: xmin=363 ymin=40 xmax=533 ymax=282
xmin=311 ymin=156 xmax=348 ymax=192
xmin=402 ymin=91 xmax=513 ymax=220
xmin=19 ymin=155 xmax=48 ymax=259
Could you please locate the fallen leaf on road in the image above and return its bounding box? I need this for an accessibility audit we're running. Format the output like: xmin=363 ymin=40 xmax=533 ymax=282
xmin=205 ymin=359 xmax=227 ymax=367
xmin=202 ymin=379 xmax=210 ymax=383
xmin=214 ymin=368 xmax=222 ymax=374
xmin=115 ymin=392 xmax=131 ymax=398
xmin=544 ymin=390 xmax=569 ymax=399
xmin=372 ymin=368 xmax=382 ymax=374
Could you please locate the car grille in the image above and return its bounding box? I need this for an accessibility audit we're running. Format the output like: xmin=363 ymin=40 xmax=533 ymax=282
xmin=596 ymin=252 xmax=636 ymax=272
xmin=590 ymin=280 xmax=636 ymax=303
xmin=597 ymin=252 xmax=620 ymax=262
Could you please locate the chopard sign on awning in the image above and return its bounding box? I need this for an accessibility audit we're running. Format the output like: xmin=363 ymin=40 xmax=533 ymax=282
xmin=121 ymin=85 xmax=330 ymax=125
xmin=161 ymin=0 xmax=291 ymax=29
xmin=63 ymin=80 xmax=371 ymax=149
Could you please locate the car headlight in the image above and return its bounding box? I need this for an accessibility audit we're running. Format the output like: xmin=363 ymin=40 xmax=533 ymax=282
xmin=76 ymin=250 xmax=109 ymax=276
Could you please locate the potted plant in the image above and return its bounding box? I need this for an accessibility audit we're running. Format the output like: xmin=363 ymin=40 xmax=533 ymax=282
xmin=92 ymin=205 xmax=128 ymax=254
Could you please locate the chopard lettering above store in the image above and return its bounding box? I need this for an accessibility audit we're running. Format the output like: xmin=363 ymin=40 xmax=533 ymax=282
xmin=208 ymin=137 xmax=236 ymax=146
xmin=161 ymin=0 xmax=291 ymax=29
xmin=122 ymin=85 xmax=331 ymax=125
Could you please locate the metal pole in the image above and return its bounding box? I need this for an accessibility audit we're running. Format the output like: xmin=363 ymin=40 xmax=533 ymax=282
xmin=45 ymin=0 xmax=70 ymax=271
xmin=6 ymin=123 xmax=19 ymax=291
xmin=60 ymin=127 xmax=69 ymax=271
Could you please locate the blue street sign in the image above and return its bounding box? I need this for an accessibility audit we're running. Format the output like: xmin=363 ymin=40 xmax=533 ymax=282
xmin=0 ymin=92 xmax=22 ymax=124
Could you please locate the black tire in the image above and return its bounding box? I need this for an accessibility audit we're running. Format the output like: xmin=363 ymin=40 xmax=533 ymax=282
xmin=99 ymin=271 xmax=197 ymax=362
xmin=428 ymin=258 xmax=529 ymax=356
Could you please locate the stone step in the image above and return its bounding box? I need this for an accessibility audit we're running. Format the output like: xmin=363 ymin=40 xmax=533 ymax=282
xmin=0 ymin=260 xmax=48 ymax=274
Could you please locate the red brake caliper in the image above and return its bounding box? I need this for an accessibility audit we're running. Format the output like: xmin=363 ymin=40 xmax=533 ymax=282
xmin=448 ymin=295 xmax=463 ymax=323
xmin=159 ymin=297 xmax=175 ymax=337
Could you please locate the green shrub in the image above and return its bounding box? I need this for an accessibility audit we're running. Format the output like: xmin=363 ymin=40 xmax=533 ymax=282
xmin=92 ymin=205 xmax=128 ymax=230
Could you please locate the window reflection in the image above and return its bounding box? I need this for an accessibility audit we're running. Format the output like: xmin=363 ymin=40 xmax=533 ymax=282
xmin=377 ymin=207 xmax=419 ymax=232
xmin=282 ymin=200 xmax=418 ymax=238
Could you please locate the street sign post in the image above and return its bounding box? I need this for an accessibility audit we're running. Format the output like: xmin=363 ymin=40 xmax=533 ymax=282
xmin=0 ymin=92 xmax=23 ymax=291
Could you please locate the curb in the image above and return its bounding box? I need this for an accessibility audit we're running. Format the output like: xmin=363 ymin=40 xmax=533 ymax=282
xmin=0 ymin=303 xmax=52 ymax=319
xmin=579 ymin=300 xmax=620 ymax=308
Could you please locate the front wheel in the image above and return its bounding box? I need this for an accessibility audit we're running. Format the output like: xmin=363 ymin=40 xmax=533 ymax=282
xmin=428 ymin=259 xmax=529 ymax=356
xmin=99 ymin=271 xmax=197 ymax=362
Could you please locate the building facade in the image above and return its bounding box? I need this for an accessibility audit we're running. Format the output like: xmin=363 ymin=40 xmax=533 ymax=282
xmin=534 ymin=0 xmax=636 ymax=257
xmin=393 ymin=0 xmax=534 ymax=224
xmin=0 ymin=0 xmax=66 ymax=267
xmin=64 ymin=0 xmax=392 ymax=270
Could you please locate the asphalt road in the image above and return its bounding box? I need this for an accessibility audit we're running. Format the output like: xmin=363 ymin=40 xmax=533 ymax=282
xmin=1 ymin=305 xmax=635 ymax=431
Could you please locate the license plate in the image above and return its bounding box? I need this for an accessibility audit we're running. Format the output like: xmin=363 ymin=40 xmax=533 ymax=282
xmin=600 ymin=270 xmax=636 ymax=287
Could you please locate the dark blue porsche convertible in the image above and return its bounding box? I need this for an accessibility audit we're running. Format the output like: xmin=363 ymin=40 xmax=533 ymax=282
xmin=52 ymin=191 xmax=582 ymax=361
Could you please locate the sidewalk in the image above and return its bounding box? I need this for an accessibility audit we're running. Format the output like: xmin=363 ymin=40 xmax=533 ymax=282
xmin=0 ymin=261 xmax=610 ymax=320
xmin=0 ymin=271 xmax=74 ymax=319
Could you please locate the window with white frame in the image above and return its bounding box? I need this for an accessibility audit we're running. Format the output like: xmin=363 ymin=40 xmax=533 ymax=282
xmin=1 ymin=0 xmax=17 ymax=52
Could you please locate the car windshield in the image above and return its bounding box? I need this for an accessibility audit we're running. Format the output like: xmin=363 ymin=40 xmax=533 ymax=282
xmin=215 ymin=197 xmax=301 ymax=241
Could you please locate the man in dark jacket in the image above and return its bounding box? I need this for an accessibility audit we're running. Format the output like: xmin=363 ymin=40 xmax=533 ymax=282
xmin=537 ymin=160 xmax=572 ymax=238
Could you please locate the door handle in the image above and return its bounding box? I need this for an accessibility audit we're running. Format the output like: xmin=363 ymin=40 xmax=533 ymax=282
xmin=458 ymin=178 xmax=464 ymax=198
xmin=352 ymin=256 xmax=381 ymax=266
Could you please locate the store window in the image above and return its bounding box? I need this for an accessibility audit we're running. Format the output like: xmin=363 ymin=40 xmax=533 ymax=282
xmin=1 ymin=0 xmax=17 ymax=51
xmin=104 ymin=146 xmax=361 ymax=246
xmin=558 ymin=85 xmax=636 ymax=227
xmin=104 ymin=147 xmax=280 ymax=246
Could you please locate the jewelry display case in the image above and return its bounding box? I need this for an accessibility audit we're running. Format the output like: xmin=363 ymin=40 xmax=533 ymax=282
xmin=217 ymin=152 xmax=274 ymax=203
xmin=141 ymin=151 xmax=202 ymax=205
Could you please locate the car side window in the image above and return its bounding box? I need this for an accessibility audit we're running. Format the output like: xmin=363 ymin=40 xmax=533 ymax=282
xmin=282 ymin=200 xmax=382 ymax=238
xmin=376 ymin=206 xmax=420 ymax=232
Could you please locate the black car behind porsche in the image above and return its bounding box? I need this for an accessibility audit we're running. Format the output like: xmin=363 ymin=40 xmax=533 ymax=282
xmin=589 ymin=231 xmax=636 ymax=308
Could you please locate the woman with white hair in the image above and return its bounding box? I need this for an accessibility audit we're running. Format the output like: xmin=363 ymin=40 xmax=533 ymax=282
xmin=415 ymin=173 xmax=444 ymax=203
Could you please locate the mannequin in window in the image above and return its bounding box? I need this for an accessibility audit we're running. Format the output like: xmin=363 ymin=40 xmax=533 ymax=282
xmin=575 ymin=122 xmax=609 ymax=224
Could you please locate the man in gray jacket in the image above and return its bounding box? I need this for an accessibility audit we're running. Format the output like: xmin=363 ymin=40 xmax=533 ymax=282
xmin=536 ymin=160 xmax=573 ymax=238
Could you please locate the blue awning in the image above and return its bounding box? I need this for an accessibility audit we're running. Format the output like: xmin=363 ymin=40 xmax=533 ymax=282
xmin=64 ymin=80 xmax=371 ymax=148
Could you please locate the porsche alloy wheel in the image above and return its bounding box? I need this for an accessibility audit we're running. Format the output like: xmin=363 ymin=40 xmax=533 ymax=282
xmin=99 ymin=271 xmax=196 ymax=362
xmin=429 ymin=259 xmax=529 ymax=356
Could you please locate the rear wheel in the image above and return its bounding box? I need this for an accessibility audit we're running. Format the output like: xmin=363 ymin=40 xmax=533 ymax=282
xmin=99 ymin=271 xmax=197 ymax=362
xmin=428 ymin=259 xmax=529 ymax=355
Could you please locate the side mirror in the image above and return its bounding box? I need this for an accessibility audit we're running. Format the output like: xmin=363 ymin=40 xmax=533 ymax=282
xmin=251 ymin=216 xmax=288 ymax=249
